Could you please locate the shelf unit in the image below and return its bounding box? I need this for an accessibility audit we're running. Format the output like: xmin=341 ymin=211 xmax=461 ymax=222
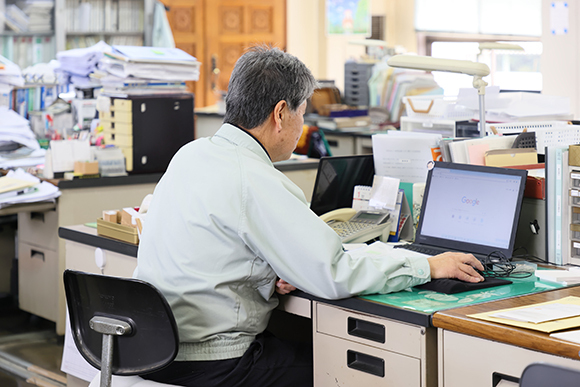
xmin=0 ymin=0 xmax=152 ymax=68
xmin=54 ymin=0 xmax=153 ymax=51
xmin=0 ymin=0 xmax=56 ymax=68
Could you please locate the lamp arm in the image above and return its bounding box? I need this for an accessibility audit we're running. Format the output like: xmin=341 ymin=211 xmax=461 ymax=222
xmin=472 ymin=75 xmax=488 ymax=137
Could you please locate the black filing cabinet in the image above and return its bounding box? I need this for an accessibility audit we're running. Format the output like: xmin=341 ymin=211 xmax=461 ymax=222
xmin=100 ymin=93 xmax=195 ymax=174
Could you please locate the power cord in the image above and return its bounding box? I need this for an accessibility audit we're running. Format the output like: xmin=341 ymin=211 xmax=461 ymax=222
xmin=479 ymin=251 xmax=534 ymax=279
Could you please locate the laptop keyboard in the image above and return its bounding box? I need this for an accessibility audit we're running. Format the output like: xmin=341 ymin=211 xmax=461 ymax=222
xmin=394 ymin=244 xmax=444 ymax=256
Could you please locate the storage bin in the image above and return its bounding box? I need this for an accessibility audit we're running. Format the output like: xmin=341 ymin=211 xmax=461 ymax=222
xmin=402 ymin=95 xmax=474 ymax=121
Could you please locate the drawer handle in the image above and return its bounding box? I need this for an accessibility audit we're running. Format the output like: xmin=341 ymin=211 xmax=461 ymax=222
xmin=347 ymin=317 xmax=385 ymax=343
xmin=31 ymin=250 xmax=45 ymax=262
xmin=492 ymin=372 xmax=519 ymax=386
xmin=30 ymin=212 xmax=45 ymax=222
xmin=327 ymin=140 xmax=338 ymax=147
xmin=346 ymin=350 xmax=384 ymax=377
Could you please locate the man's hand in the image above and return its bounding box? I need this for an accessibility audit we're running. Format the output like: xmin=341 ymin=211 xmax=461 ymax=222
xmin=275 ymin=279 xmax=297 ymax=295
xmin=428 ymin=252 xmax=485 ymax=283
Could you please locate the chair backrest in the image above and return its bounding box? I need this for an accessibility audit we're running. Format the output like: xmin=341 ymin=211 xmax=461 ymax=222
xmin=63 ymin=270 xmax=179 ymax=376
xmin=520 ymin=362 xmax=580 ymax=387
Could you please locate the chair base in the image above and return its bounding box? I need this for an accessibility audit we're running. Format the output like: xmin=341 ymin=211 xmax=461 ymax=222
xmin=89 ymin=373 xmax=181 ymax=387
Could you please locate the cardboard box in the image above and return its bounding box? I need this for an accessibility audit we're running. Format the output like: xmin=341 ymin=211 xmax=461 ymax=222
xmin=74 ymin=161 xmax=99 ymax=175
xmin=120 ymin=207 xmax=139 ymax=228
xmin=102 ymin=210 xmax=120 ymax=223
xmin=97 ymin=218 xmax=139 ymax=244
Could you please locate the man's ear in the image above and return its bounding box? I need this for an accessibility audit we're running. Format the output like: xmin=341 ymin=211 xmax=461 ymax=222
xmin=273 ymin=100 xmax=287 ymax=132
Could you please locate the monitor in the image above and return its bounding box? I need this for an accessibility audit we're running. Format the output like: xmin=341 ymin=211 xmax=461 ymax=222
xmin=309 ymin=155 xmax=375 ymax=216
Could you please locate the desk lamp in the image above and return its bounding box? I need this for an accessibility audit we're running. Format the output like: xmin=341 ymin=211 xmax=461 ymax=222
xmin=387 ymin=55 xmax=490 ymax=137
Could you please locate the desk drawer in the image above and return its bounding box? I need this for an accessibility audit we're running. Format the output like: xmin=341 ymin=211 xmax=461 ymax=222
xmin=323 ymin=134 xmax=355 ymax=156
xmin=101 ymin=120 xmax=133 ymax=135
xmin=103 ymin=132 xmax=133 ymax=147
xmin=18 ymin=242 xmax=58 ymax=322
xmin=17 ymin=210 xmax=58 ymax=250
xmin=112 ymin=98 xmax=132 ymax=110
xmin=100 ymin=110 xmax=132 ymax=123
xmin=316 ymin=303 xmax=422 ymax=358
xmin=314 ymin=331 xmax=421 ymax=387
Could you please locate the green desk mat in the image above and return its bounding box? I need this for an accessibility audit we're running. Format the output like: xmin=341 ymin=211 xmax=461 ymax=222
xmin=360 ymin=277 xmax=564 ymax=314
xmin=85 ymin=222 xmax=98 ymax=229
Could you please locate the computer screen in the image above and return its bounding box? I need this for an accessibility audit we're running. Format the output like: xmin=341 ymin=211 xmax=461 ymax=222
xmin=309 ymin=155 xmax=375 ymax=216
xmin=415 ymin=161 xmax=527 ymax=257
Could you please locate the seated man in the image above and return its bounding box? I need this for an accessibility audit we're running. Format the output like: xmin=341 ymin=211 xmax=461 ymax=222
xmin=135 ymin=45 xmax=484 ymax=387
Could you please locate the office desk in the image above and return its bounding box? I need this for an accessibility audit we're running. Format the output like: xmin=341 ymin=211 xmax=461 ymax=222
xmin=60 ymin=225 xmax=571 ymax=387
xmin=59 ymin=225 xmax=439 ymax=387
xmin=15 ymin=159 xmax=318 ymax=336
xmin=195 ymin=109 xmax=379 ymax=157
xmin=432 ymin=286 xmax=580 ymax=387
xmin=320 ymin=128 xmax=376 ymax=156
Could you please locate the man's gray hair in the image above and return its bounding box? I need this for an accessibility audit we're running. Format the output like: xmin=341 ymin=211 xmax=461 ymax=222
xmin=223 ymin=46 xmax=317 ymax=130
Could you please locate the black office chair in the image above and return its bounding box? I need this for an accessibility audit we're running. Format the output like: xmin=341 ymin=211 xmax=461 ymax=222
xmin=519 ymin=362 xmax=580 ymax=387
xmin=63 ymin=269 xmax=180 ymax=387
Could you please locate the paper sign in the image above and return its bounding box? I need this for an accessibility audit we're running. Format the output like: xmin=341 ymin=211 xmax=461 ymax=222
xmin=369 ymin=175 xmax=400 ymax=210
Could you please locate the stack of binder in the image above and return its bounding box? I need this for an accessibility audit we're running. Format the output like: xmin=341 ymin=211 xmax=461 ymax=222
xmin=96 ymin=45 xmax=200 ymax=97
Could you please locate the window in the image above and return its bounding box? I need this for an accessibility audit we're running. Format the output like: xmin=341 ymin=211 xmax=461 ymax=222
xmin=414 ymin=0 xmax=542 ymax=96
xmin=430 ymin=41 xmax=542 ymax=96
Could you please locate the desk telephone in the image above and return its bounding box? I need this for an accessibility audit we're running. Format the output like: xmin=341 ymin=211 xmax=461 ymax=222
xmin=320 ymin=208 xmax=392 ymax=243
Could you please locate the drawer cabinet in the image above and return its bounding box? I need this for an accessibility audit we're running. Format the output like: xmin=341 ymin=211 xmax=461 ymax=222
xmin=314 ymin=302 xmax=436 ymax=387
xmin=18 ymin=241 xmax=58 ymax=322
xmin=18 ymin=210 xmax=59 ymax=250
xmin=439 ymin=330 xmax=580 ymax=387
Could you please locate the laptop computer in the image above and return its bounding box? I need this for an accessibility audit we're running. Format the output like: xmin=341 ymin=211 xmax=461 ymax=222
xmin=309 ymin=155 xmax=375 ymax=216
xmin=396 ymin=161 xmax=528 ymax=261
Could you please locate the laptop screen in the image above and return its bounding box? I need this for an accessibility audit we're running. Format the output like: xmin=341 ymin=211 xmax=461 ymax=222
xmin=309 ymin=155 xmax=375 ymax=216
xmin=415 ymin=161 xmax=527 ymax=258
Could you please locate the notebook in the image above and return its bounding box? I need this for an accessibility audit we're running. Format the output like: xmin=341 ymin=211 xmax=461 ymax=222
xmin=309 ymin=155 xmax=375 ymax=216
xmin=396 ymin=161 xmax=528 ymax=261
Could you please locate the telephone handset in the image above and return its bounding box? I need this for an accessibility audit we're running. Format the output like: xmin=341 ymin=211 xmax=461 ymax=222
xmin=320 ymin=208 xmax=392 ymax=243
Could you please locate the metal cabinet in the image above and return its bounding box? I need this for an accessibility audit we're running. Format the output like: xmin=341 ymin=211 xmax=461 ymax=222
xmin=313 ymin=302 xmax=436 ymax=387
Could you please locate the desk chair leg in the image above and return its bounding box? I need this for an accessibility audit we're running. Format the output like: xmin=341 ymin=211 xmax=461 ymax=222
xmin=90 ymin=316 xmax=133 ymax=387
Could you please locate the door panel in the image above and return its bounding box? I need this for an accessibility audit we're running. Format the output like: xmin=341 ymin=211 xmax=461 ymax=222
xmin=205 ymin=0 xmax=286 ymax=107
xmin=162 ymin=0 xmax=205 ymax=108
xmin=161 ymin=0 xmax=285 ymax=108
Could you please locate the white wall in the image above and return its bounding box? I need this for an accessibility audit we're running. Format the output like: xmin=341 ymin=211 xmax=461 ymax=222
xmin=541 ymin=0 xmax=579 ymax=118
xmin=287 ymin=0 xmax=415 ymax=93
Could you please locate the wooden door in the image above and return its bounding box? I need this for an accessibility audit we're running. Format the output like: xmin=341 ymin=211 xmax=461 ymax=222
xmin=162 ymin=0 xmax=206 ymax=108
xmin=163 ymin=0 xmax=286 ymax=108
xmin=205 ymin=0 xmax=286 ymax=107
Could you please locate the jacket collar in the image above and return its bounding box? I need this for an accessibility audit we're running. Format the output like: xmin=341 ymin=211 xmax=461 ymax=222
xmin=214 ymin=123 xmax=272 ymax=164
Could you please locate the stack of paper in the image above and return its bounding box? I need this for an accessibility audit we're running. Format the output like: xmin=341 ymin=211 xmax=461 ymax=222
xmin=0 ymin=55 xmax=25 ymax=87
xmin=456 ymin=89 xmax=572 ymax=123
xmin=0 ymin=105 xmax=39 ymax=148
xmin=372 ymin=131 xmax=442 ymax=183
xmin=56 ymin=40 xmax=111 ymax=87
xmin=99 ymin=46 xmax=200 ymax=89
xmin=469 ymin=296 xmax=580 ymax=333
xmin=0 ymin=169 xmax=60 ymax=209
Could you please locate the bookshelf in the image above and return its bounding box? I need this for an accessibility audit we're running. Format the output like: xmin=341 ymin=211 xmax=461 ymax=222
xmin=54 ymin=0 xmax=153 ymax=51
xmin=0 ymin=0 xmax=152 ymax=68
xmin=0 ymin=0 xmax=57 ymax=69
